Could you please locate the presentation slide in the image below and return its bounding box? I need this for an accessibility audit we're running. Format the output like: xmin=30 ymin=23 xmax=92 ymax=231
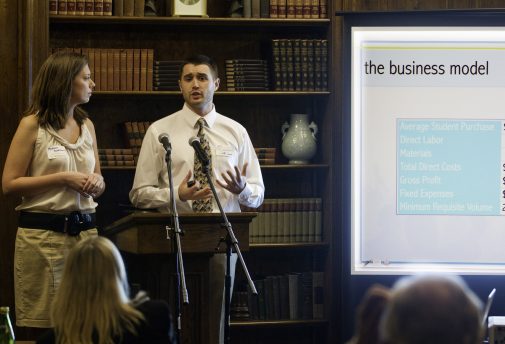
xmin=351 ymin=28 xmax=505 ymax=274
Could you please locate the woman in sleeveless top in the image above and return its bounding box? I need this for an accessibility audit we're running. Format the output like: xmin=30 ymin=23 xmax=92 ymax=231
xmin=2 ymin=51 xmax=105 ymax=328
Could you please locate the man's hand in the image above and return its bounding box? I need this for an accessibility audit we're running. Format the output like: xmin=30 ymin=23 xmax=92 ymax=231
xmin=216 ymin=163 xmax=248 ymax=195
xmin=178 ymin=170 xmax=212 ymax=201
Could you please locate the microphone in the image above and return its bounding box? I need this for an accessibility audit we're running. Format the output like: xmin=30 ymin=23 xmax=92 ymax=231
xmin=158 ymin=133 xmax=171 ymax=152
xmin=189 ymin=136 xmax=210 ymax=166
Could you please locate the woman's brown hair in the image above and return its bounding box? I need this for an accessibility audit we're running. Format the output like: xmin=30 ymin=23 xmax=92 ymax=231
xmin=25 ymin=51 xmax=89 ymax=130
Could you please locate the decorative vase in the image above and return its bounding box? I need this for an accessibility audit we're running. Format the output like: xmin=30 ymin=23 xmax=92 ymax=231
xmin=281 ymin=114 xmax=318 ymax=164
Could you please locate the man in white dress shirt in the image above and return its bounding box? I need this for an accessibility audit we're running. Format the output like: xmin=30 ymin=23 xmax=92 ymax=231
xmin=129 ymin=54 xmax=264 ymax=343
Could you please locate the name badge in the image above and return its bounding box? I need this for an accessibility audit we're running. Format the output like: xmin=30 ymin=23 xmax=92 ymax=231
xmin=47 ymin=145 xmax=67 ymax=160
xmin=216 ymin=146 xmax=234 ymax=157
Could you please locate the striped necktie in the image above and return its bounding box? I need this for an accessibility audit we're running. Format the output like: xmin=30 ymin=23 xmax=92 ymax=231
xmin=192 ymin=118 xmax=213 ymax=212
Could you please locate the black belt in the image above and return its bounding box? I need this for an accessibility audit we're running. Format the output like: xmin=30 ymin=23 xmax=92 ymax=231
xmin=19 ymin=211 xmax=96 ymax=236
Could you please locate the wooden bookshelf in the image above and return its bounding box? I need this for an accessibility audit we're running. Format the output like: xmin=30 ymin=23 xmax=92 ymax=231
xmin=42 ymin=1 xmax=336 ymax=342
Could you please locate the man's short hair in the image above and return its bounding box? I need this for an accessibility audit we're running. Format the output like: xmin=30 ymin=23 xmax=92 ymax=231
xmin=179 ymin=54 xmax=219 ymax=79
xmin=380 ymin=274 xmax=483 ymax=344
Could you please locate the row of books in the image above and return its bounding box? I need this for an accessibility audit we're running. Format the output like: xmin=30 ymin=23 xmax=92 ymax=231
xmin=53 ymin=47 xmax=154 ymax=92
xmin=124 ymin=121 xmax=151 ymax=148
xmin=225 ymin=59 xmax=269 ymax=91
xmin=242 ymin=198 xmax=322 ymax=243
xmin=98 ymin=148 xmax=137 ymax=166
xmin=50 ymin=0 xmax=147 ymax=16
xmin=254 ymin=147 xmax=276 ymax=165
xmin=152 ymin=60 xmax=181 ymax=91
xmin=238 ymin=0 xmax=326 ymax=19
xmin=231 ymin=271 xmax=324 ymax=321
xmin=122 ymin=120 xmax=278 ymax=164
xmin=54 ymin=45 xmax=327 ymax=92
xmin=272 ymin=38 xmax=328 ymax=91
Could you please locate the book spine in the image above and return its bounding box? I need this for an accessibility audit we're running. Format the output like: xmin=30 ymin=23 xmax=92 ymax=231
xmin=310 ymin=0 xmax=319 ymax=18
xmin=306 ymin=39 xmax=315 ymax=91
xmin=123 ymin=0 xmax=134 ymax=16
xmin=314 ymin=39 xmax=322 ymax=91
xmin=285 ymin=39 xmax=294 ymax=91
xmin=295 ymin=0 xmax=303 ymax=18
xmin=94 ymin=0 xmax=104 ymax=15
xmin=269 ymin=0 xmax=278 ymax=18
xmin=277 ymin=0 xmax=286 ymax=18
xmin=120 ymin=49 xmax=127 ymax=91
xmin=262 ymin=200 xmax=272 ymax=243
xmin=94 ymin=48 xmax=101 ymax=90
xmin=293 ymin=39 xmax=302 ymax=91
xmin=282 ymin=199 xmax=290 ymax=243
xmin=113 ymin=49 xmax=120 ymax=91
xmin=288 ymin=273 xmax=300 ymax=319
xmin=107 ymin=49 xmax=114 ymax=90
xmin=286 ymin=0 xmax=295 ymax=19
xmin=49 ymin=0 xmax=59 ymax=15
xmin=260 ymin=0 xmax=269 ymax=18
xmin=103 ymin=0 xmax=113 ymax=15
xmin=312 ymin=271 xmax=324 ymax=319
xmin=295 ymin=198 xmax=303 ymax=242
xmin=288 ymin=198 xmax=297 ymax=242
xmin=251 ymin=0 xmax=260 ymax=18
xmin=308 ymin=198 xmax=316 ymax=242
xmin=321 ymin=39 xmax=328 ymax=91
xmin=274 ymin=198 xmax=282 ymax=243
xmin=134 ymin=0 xmax=145 ymax=16
xmin=264 ymin=276 xmax=274 ymax=319
xmin=319 ymin=0 xmax=326 ymax=18
xmin=76 ymin=0 xmax=85 ymax=14
xmin=279 ymin=39 xmax=288 ymax=91
xmin=140 ymin=49 xmax=148 ymax=91
xmin=100 ymin=49 xmax=108 ymax=90
xmin=127 ymin=49 xmax=134 ymax=91
xmin=114 ymin=0 xmax=124 ymax=16
xmin=243 ymin=0 xmax=252 ymax=18
xmin=84 ymin=0 xmax=94 ymax=15
xmin=133 ymin=49 xmax=141 ymax=91
xmin=315 ymin=197 xmax=322 ymax=242
xmin=302 ymin=0 xmax=310 ymax=18
xmin=67 ymin=0 xmax=76 ymax=15
xmin=147 ymin=49 xmax=153 ymax=91
xmin=257 ymin=203 xmax=265 ymax=244
xmin=300 ymin=271 xmax=313 ymax=319
xmin=58 ymin=0 xmax=68 ymax=15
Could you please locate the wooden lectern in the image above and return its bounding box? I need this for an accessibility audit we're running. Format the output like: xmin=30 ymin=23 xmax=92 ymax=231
xmin=103 ymin=212 xmax=256 ymax=344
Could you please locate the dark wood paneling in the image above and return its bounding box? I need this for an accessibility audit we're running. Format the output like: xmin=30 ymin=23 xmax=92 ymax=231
xmin=0 ymin=0 xmax=20 ymax=325
xmin=1 ymin=0 xmax=49 ymax=340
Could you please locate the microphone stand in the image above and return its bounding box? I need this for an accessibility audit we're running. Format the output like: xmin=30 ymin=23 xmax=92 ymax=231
xmin=201 ymin=163 xmax=257 ymax=344
xmin=163 ymin=143 xmax=189 ymax=344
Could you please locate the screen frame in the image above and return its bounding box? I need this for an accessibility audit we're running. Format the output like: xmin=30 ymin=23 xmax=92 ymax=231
xmin=341 ymin=10 xmax=505 ymax=275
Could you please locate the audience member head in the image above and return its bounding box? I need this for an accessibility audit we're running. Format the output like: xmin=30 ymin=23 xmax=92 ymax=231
xmin=380 ymin=274 xmax=483 ymax=344
xmin=50 ymin=236 xmax=144 ymax=344
xmin=26 ymin=51 xmax=89 ymax=129
xmin=350 ymin=284 xmax=391 ymax=344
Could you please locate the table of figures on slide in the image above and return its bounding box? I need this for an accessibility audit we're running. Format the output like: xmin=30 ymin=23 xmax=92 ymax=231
xmin=396 ymin=119 xmax=505 ymax=216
